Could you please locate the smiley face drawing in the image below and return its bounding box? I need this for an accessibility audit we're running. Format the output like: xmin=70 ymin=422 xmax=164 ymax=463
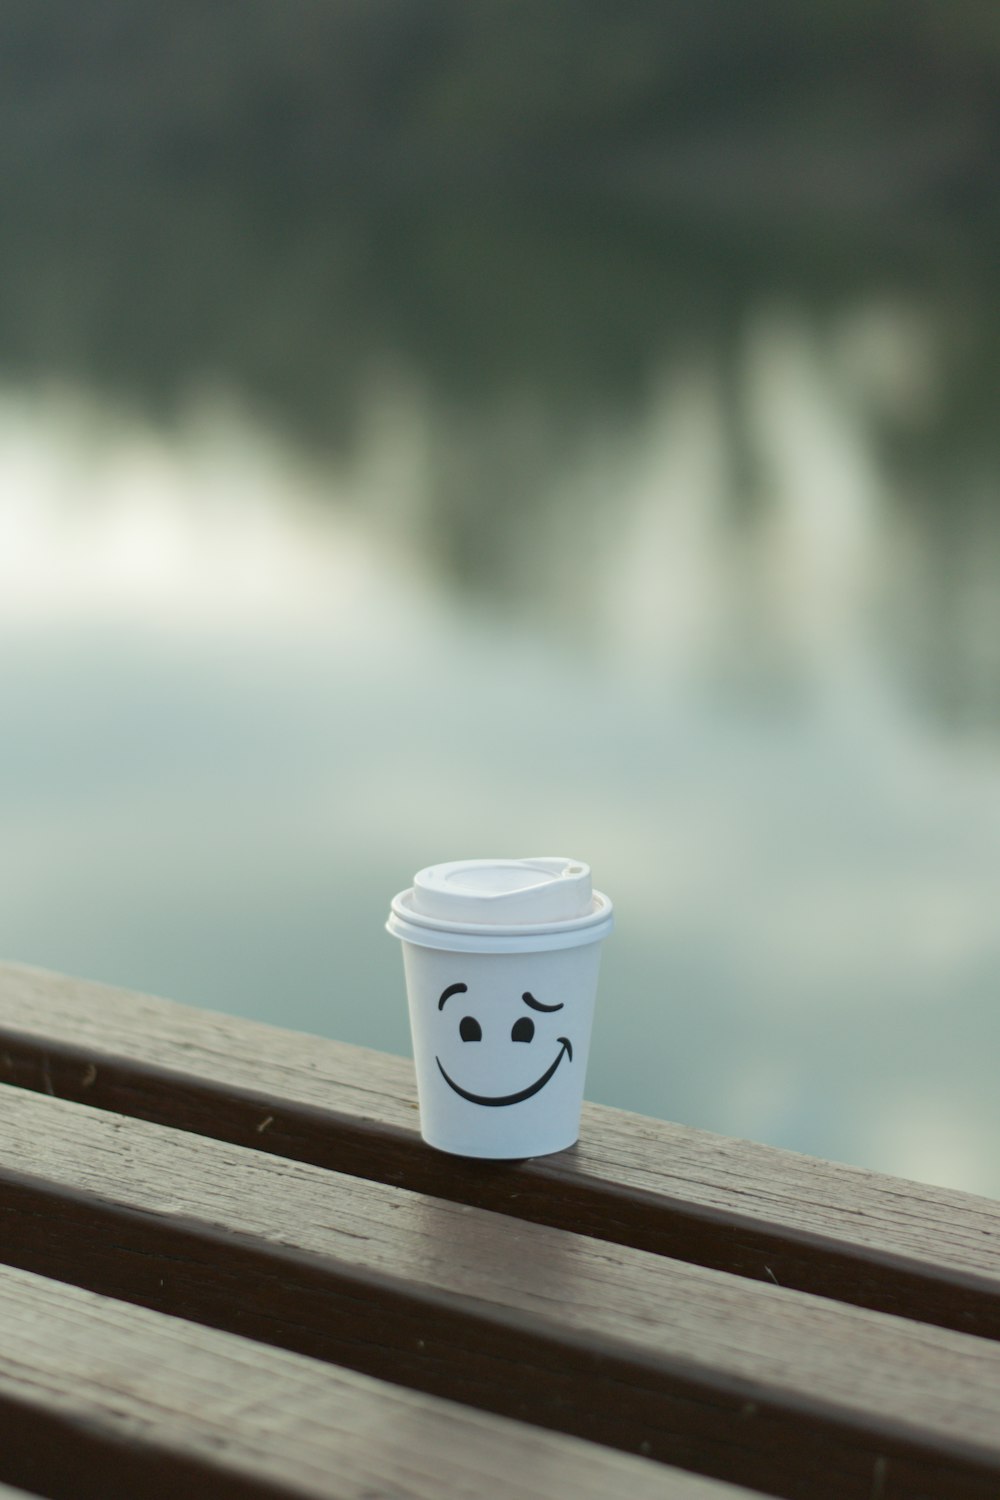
xmin=435 ymin=982 xmax=573 ymax=1107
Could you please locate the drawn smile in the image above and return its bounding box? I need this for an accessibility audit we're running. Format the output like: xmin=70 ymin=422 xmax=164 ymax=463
xmin=436 ymin=1037 xmax=573 ymax=1108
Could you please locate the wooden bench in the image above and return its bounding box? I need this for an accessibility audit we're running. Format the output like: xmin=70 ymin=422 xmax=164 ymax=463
xmin=0 ymin=961 xmax=999 ymax=1500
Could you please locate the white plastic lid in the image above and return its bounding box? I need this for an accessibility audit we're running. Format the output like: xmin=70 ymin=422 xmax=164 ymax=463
xmin=412 ymin=857 xmax=593 ymax=926
xmin=387 ymin=856 xmax=613 ymax=952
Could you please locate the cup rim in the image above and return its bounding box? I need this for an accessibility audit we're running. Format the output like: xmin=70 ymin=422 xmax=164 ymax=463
xmin=386 ymin=887 xmax=614 ymax=953
xmin=390 ymin=885 xmax=611 ymax=935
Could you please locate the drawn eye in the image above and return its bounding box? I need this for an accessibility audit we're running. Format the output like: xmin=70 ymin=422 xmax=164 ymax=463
xmin=459 ymin=1015 xmax=482 ymax=1042
xmin=511 ymin=1016 xmax=534 ymax=1043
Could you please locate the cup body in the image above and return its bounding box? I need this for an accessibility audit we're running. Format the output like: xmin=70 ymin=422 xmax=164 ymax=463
xmin=400 ymin=938 xmax=605 ymax=1158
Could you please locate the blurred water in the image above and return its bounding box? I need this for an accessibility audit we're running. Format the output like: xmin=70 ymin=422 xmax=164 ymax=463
xmin=2 ymin=296 xmax=999 ymax=1195
xmin=2 ymin=2 xmax=1000 ymax=1193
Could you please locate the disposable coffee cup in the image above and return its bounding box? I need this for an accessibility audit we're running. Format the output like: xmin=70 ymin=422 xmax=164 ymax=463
xmin=386 ymin=857 xmax=613 ymax=1159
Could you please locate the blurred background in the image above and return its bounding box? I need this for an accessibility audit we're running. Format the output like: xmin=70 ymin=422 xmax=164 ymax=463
xmin=2 ymin=1 xmax=1000 ymax=1194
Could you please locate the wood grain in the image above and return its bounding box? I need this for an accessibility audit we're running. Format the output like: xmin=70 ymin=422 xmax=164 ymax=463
xmin=0 ymin=1263 xmax=753 ymax=1500
xmin=2 ymin=1084 xmax=1000 ymax=1500
xmin=1 ymin=962 xmax=998 ymax=1340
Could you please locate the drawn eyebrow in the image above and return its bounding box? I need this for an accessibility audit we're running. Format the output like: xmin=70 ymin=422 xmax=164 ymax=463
xmin=521 ymin=991 xmax=563 ymax=1013
xmin=438 ymin=982 xmax=469 ymax=1010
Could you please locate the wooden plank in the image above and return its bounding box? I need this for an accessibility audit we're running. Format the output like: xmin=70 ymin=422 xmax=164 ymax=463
xmin=0 ymin=1264 xmax=750 ymax=1500
xmin=1 ymin=1085 xmax=1000 ymax=1500
xmin=1 ymin=961 xmax=998 ymax=1341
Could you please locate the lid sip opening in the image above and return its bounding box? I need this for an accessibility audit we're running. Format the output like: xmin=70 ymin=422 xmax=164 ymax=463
xmin=412 ymin=857 xmax=594 ymax=926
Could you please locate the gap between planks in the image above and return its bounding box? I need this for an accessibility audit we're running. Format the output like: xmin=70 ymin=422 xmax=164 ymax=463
xmin=0 ymin=1261 xmax=756 ymax=1500
xmin=1 ymin=1085 xmax=1000 ymax=1500
xmin=1 ymin=962 xmax=999 ymax=1343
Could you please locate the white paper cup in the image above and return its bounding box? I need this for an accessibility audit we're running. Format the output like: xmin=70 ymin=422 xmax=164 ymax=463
xmin=387 ymin=858 xmax=613 ymax=1159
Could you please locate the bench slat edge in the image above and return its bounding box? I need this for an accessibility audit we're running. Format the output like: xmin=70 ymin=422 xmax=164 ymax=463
xmin=2 ymin=1084 xmax=1000 ymax=1500
xmin=2 ymin=963 xmax=999 ymax=1341
xmin=0 ymin=1262 xmax=751 ymax=1500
